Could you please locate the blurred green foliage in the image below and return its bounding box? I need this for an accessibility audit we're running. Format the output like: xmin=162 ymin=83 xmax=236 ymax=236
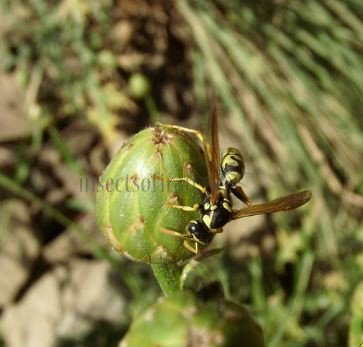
xmin=349 ymin=282 xmax=363 ymax=347
xmin=0 ymin=0 xmax=129 ymax=145
xmin=0 ymin=0 xmax=362 ymax=347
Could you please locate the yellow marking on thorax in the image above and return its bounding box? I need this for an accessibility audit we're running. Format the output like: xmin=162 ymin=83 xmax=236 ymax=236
xmin=202 ymin=214 xmax=212 ymax=229
xmin=222 ymin=200 xmax=232 ymax=212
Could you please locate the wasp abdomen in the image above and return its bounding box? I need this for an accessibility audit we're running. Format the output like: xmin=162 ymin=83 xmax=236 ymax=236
xmin=221 ymin=147 xmax=245 ymax=185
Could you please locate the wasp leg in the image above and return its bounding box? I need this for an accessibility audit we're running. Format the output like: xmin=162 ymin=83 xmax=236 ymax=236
xmin=157 ymin=124 xmax=212 ymax=161
xmin=166 ymin=203 xmax=200 ymax=212
xmin=183 ymin=240 xmax=198 ymax=254
xmin=154 ymin=175 xmax=207 ymax=194
xmin=210 ymin=228 xmax=223 ymax=234
xmin=231 ymin=185 xmax=252 ymax=206
xmin=160 ymin=228 xmax=199 ymax=254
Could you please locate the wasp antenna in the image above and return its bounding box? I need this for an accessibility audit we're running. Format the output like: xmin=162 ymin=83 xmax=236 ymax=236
xmin=160 ymin=228 xmax=191 ymax=240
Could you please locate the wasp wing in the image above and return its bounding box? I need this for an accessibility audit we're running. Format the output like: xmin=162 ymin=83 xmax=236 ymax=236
xmin=209 ymin=105 xmax=221 ymax=204
xmin=231 ymin=190 xmax=312 ymax=219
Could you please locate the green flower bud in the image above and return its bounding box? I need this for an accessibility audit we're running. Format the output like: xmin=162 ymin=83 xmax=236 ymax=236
xmin=129 ymin=73 xmax=151 ymax=98
xmin=96 ymin=125 xmax=209 ymax=263
xmin=120 ymin=292 xmax=266 ymax=347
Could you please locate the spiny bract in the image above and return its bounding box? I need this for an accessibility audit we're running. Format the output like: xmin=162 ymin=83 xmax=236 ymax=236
xmin=96 ymin=124 xmax=209 ymax=263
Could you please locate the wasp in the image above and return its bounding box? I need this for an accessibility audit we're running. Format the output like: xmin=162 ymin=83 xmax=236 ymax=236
xmin=157 ymin=108 xmax=312 ymax=254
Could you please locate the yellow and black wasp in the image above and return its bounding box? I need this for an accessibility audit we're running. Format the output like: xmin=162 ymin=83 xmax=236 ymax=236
xmin=158 ymin=108 xmax=312 ymax=254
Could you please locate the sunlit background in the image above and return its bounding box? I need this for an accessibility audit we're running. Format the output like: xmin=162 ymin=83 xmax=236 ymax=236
xmin=0 ymin=1 xmax=362 ymax=346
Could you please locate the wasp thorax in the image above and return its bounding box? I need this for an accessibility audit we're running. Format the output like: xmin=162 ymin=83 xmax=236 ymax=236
xmin=221 ymin=147 xmax=245 ymax=186
xmin=96 ymin=125 xmax=209 ymax=264
xmin=201 ymin=189 xmax=232 ymax=230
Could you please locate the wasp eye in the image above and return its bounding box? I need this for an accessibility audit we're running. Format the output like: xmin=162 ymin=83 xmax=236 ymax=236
xmin=186 ymin=220 xmax=200 ymax=234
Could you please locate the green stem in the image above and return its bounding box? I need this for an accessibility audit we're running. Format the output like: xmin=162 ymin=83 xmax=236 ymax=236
xmin=145 ymin=95 xmax=159 ymax=124
xmin=151 ymin=263 xmax=182 ymax=296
